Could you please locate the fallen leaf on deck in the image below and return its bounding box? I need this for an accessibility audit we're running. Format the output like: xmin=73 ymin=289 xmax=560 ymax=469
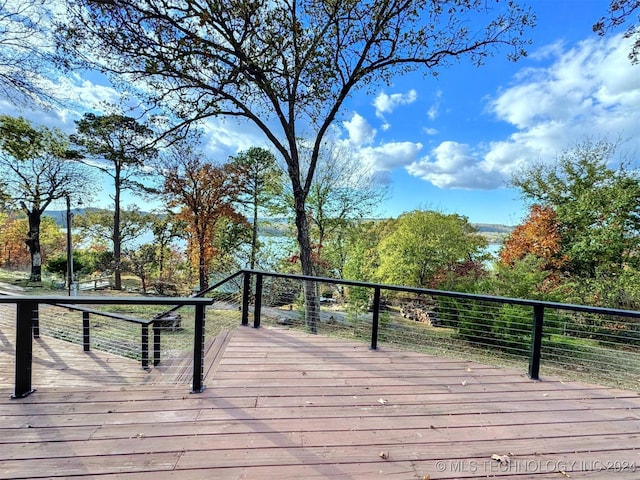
xmin=491 ymin=454 xmax=510 ymax=464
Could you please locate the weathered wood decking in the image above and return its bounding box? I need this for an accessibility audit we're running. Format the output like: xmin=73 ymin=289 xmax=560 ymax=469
xmin=1 ymin=319 xmax=640 ymax=479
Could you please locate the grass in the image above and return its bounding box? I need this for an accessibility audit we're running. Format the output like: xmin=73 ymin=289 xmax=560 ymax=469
xmin=35 ymin=299 xmax=242 ymax=365
xmin=258 ymin=302 xmax=640 ymax=391
xmin=4 ymin=267 xmax=639 ymax=390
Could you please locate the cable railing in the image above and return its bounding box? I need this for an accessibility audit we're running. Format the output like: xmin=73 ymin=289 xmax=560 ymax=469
xmin=3 ymin=295 xmax=211 ymax=398
xmin=238 ymin=270 xmax=640 ymax=390
xmin=4 ymin=269 xmax=640 ymax=399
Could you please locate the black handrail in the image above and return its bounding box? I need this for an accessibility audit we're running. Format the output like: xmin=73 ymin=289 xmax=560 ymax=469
xmin=239 ymin=269 xmax=640 ymax=381
xmin=50 ymin=304 xmax=158 ymax=369
xmin=7 ymin=269 xmax=640 ymax=398
xmin=241 ymin=269 xmax=640 ymax=318
xmin=155 ymin=270 xmax=244 ymax=319
xmin=4 ymin=295 xmax=212 ymax=398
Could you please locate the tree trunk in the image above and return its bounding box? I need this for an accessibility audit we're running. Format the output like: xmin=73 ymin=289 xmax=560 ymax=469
xmin=158 ymin=247 xmax=165 ymax=280
xmin=25 ymin=210 xmax=42 ymax=282
xmin=294 ymin=195 xmax=319 ymax=334
xmin=113 ymin=168 xmax=122 ymax=290
xmin=198 ymin=237 xmax=208 ymax=291
xmin=250 ymin=192 xmax=259 ymax=270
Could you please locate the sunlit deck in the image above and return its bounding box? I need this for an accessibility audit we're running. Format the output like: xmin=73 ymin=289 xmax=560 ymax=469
xmin=1 ymin=318 xmax=640 ymax=479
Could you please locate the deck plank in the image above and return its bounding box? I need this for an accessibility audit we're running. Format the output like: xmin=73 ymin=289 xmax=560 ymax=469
xmin=1 ymin=323 xmax=639 ymax=479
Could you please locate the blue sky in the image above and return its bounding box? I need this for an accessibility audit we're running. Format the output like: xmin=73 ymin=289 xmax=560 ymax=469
xmin=339 ymin=1 xmax=640 ymax=224
xmin=2 ymin=0 xmax=639 ymax=226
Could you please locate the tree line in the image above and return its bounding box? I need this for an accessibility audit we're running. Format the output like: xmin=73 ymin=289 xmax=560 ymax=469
xmin=0 ymin=113 xmax=386 ymax=293
xmin=3 ymin=114 xmax=640 ymax=318
xmin=0 ymin=0 xmax=638 ymax=332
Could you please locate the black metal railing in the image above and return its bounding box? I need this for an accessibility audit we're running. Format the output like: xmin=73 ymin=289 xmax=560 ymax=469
xmin=48 ymin=304 xmax=159 ymax=369
xmin=237 ymin=270 xmax=640 ymax=388
xmin=5 ymin=269 xmax=640 ymax=399
xmin=4 ymin=295 xmax=211 ymax=399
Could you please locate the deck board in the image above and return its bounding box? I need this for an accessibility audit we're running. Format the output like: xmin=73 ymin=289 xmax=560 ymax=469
xmin=1 ymin=322 xmax=639 ymax=479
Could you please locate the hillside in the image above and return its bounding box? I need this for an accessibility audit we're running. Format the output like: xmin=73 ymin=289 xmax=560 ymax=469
xmin=44 ymin=210 xmax=513 ymax=244
xmin=472 ymin=223 xmax=513 ymax=244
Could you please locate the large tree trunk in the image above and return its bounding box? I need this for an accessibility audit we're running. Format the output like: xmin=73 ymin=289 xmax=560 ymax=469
xmin=198 ymin=224 xmax=209 ymax=291
xmin=294 ymin=196 xmax=319 ymax=334
xmin=199 ymin=243 xmax=208 ymax=291
xmin=113 ymin=169 xmax=122 ymax=290
xmin=250 ymin=192 xmax=259 ymax=270
xmin=113 ymin=209 xmax=122 ymax=290
xmin=25 ymin=210 xmax=42 ymax=282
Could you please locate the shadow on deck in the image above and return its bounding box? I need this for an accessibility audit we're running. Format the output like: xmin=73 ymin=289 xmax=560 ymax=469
xmin=1 ymin=322 xmax=639 ymax=479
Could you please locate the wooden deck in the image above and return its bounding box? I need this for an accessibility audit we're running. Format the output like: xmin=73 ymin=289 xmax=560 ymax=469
xmin=1 ymin=321 xmax=640 ymax=479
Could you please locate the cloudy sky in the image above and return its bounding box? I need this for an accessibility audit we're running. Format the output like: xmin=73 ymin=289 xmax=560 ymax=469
xmin=2 ymin=0 xmax=639 ymax=226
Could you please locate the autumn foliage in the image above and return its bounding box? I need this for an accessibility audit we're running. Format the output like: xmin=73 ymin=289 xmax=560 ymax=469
xmin=0 ymin=214 xmax=65 ymax=270
xmin=499 ymin=205 xmax=566 ymax=271
xmin=0 ymin=215 xmax=30 ymax=269
xmin=164 ymin=158 xmax=246 ymax=290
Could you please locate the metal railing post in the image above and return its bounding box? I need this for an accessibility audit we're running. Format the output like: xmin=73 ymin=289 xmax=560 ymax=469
xmin=191 ymin=303 xmax=206 ymax=393
xmin=32 ymin=304 xmax=39 ymax=338
xmin=12 ymin=300 xmax=37 ymax=399
xmin=82 ymin=311 xmax=90 ymax=351
xmin=529 ymin=304 xmax=544 ymax=380
xmin=241 ymin=271 xmax=250 ymax=326
xmin=253 ymin=273 xmax=263 ymax=328
xmin=141 ymin=325 xmax=149 ymax=369
xmin=370 ymin=286 xmax=381 ymax=350
xmin=153 ymin=323 xmax=161 ymax=366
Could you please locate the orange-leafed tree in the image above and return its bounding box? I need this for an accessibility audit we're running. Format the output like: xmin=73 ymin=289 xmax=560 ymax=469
xmin=0 ymin=214 xmax=64 ymax=270
xmin=500 ymin=204 xmax=566 ymax=272
xmin=163 ymin=148 xmax=246 ymax=291
xmin=0 ymin=214 xmax=30 ymax=269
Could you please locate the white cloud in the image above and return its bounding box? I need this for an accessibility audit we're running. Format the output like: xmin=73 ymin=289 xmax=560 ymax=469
xmin=336 ymin=111 xmax=422 ymax=171
xmin=342 ymin=112 xmax=377 ymax=146
xmin=56 ymin=74 xmax=122 ymax=110
xmin=407 ymin=34 xmax=640 ymax=190
xmin=407 ymin=142 xmax=504 ymax=189
xmin=359 ymin=141 xmax=423 ymax=171
xmin=201 ymin=117 xmax=269 ymax=157
xmin=489 ymin=33 xmax=640 ymax=144
xmin=427 ymin=90 xmax=442 ymax=120
xmin=373 ymin=89 xmax=417 ymax=118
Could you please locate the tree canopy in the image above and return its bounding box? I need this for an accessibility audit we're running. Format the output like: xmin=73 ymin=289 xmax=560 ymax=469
xmin=499 ymin=204 xmax=565 ymax=272
xmin=511 ymin=140 xmax=640 ymax=278
xmin=59 ymin=2 xmax=530 ymax=258
xmin=59 ymin=0 xmax=533 ymax=331
xmin=376 ymin=210 xmax=487 ymax=288
xmin=0 ymin=1 xmax=59 ymax=106
xmin=71 ymin=112 xmax=158 ymax=289
xmin=230 ymin=147 xmax=284 ymax=270
xmin=0 ymin=115 xmax=90 ymax=280
xmin=163 ymin=146 xmax=247 ymax=290
xmin=594 ymin=0 xmax=640 ymax=63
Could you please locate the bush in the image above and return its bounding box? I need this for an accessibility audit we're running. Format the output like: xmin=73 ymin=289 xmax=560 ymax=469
xmin=45 ymin=253 xmax=92 ymax=276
